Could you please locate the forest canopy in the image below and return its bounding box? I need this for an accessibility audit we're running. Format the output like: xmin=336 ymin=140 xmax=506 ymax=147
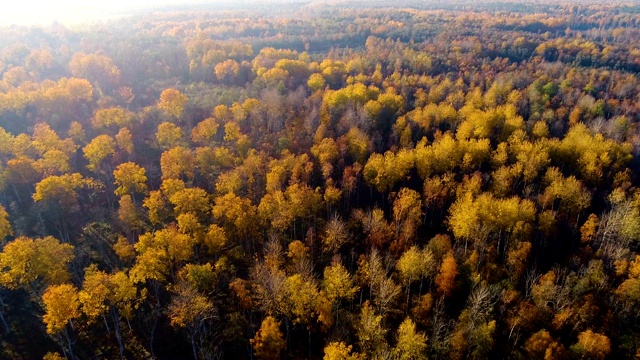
xmin=0 ymin=0 xmax=640 ymax=359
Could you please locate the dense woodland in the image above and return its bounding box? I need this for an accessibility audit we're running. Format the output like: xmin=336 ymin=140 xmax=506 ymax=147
xmin=1 ymin=0 xmax=640 ymax=358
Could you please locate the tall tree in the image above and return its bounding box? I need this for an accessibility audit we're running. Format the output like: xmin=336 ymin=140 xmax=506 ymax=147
xmin=42 ymin=284 xmax=81 ymax=360
xmin=0 ymin=205 xmax=12 ymax=242
xmin=251 ymin=316 xmax=285 ymax=360
xmin=113 ymin=162 xmax=148 ymax=197
xmin=395 ymin=318 xmax=427 ymax=360
xmin=158 ymin=88 xmax=188 ymax=119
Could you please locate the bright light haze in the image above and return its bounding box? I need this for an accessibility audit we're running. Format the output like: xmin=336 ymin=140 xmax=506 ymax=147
xmin=1 ymin=1 xmax=209 ymax=26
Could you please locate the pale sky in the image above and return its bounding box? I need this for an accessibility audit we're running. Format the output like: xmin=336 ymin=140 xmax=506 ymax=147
xmin=0 ymin=0 xmax=211 ymax=26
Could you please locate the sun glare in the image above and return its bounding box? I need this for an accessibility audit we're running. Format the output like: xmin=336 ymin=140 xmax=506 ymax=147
xmin=1 ymin=0 xmax=200 ymax=26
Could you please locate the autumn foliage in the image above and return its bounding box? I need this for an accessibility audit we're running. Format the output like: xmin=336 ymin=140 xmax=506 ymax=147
xmin=0 ymin=1 xmax=639 ymax=359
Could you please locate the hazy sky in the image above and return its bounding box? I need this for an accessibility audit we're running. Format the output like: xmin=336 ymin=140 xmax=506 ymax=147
xmin=1 ymin=1 xmax=210 ymax=26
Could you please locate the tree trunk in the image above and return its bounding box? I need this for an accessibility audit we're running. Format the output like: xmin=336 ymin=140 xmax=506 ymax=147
xmin=111 ymin=307 xmax=125 ymax=360
xmin=64 ymin=327 xmax=76 ymax=360
xmin=0 ymin=308 xmax=9 ymax=334
xmin=148 ymin=279 xmax=161 ymax=358
xmin=190 ymin=332 xmax=198 ymax=360
xmin=406 ymin=284 xmax=411 ymax=315
xmin=11 ymin=184 xmax=22 ymax=204
xmin=103 ymin=315 xmax=111 ymax=334
xmin=308 ymin=329 xmax=312 ymax=360
xmin=0 ymin=296 xmax=10 ymax=334
xmin=149 ymin=316 xmax=157 ymax=359
xmin=285 ymin=319 xmax=291 ymax=356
